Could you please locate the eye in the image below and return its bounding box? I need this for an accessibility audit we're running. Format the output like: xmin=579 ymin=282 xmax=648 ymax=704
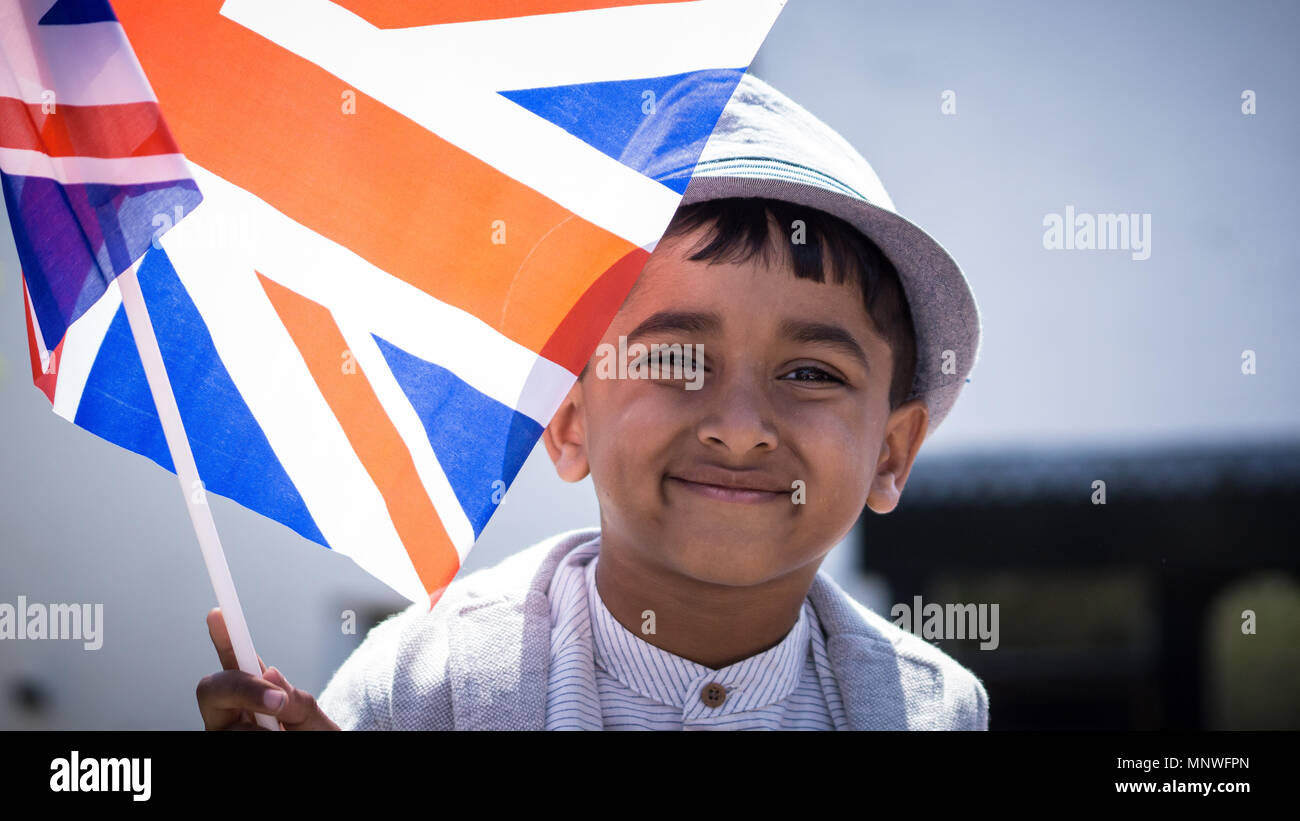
xmin=631 ymin=347 xmax=705 ymax=377
xmin=656 ymin=350 xmax=687 ymax=369
xmin=781 ymin=365 xmax=843 ymax=384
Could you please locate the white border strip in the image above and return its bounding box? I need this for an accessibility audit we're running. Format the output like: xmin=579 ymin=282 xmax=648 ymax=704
xmin=0 ymin=147 xmax=192 ymax=186
xmin=22 ymin=271 xmax=50 ymax=371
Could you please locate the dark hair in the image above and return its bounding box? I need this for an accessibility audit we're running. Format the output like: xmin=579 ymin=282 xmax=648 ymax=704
xmin=659 ymin=197 xmax=917 ymax=409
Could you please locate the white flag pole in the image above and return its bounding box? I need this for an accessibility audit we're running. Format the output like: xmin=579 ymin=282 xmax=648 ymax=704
xmin=117 ymin=258 xmax=280 ymax=731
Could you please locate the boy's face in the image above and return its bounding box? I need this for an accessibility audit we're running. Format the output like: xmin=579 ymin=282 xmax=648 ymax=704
xmin=542 ymin=216 xmax=929 ymax=587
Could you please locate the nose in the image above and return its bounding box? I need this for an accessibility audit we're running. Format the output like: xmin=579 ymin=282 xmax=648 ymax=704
xmin=695 ymin=364 xmax=779 ymax=456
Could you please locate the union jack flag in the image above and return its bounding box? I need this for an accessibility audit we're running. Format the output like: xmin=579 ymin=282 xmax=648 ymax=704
xmin=2 ymin=0 xmax=784 ymax=607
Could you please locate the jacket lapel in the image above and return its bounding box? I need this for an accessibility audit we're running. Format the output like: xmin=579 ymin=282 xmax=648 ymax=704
xmin=810 ymin=573 xmax=922 ymax=730
xmin=446 ymin=530 xmax=598 ymax=730
xmin=447 ymin=596 xmax=536 ymax=730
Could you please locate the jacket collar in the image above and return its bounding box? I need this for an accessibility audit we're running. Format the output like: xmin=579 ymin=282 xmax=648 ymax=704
xmin=447 ymin=528 xmax=918 ymax=730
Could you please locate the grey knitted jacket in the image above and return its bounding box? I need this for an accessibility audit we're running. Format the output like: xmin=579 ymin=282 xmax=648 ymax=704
xmin=317 ymin=528 xmax=990 ymax=730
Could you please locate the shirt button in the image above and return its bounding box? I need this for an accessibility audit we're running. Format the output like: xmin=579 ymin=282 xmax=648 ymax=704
xmin=700 ymin=682 xmax=727 ymax=708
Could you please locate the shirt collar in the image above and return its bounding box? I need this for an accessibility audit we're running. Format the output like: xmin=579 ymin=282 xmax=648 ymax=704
xmin=585 ymin=553 xmax=813 ymax=720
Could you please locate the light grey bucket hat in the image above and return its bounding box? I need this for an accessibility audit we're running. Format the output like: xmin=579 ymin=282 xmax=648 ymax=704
xmin=672 ymin=72 xmax=981 ymax=438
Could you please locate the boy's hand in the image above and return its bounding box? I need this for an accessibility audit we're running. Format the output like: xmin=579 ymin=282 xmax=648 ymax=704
xmin=196 ymin=607 xmax=340 ymax=731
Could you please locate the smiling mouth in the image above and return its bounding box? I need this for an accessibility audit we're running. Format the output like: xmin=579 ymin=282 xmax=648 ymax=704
xmin=666 ymin=476 xmax=788 ymax=504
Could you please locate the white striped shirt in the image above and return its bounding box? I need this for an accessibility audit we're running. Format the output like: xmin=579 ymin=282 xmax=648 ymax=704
xmin=544 ymin=538 xmax=848 ymax=730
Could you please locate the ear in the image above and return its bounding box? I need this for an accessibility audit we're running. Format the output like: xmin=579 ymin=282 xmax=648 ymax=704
xmin=541 ymin=377 xmax=591 ymax=483
xmin=865 ymin=398 xmax=929 ymax=514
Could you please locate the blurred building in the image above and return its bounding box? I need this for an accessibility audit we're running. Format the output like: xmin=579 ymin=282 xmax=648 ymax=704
xmin=857 ymin=440 xmax=1300 ymax=730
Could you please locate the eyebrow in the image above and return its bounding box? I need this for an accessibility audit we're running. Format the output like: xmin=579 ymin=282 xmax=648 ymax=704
xmin=778 ymin=318 xmax=870 ymax=371
xmin=622 ymin=311 xmax=870 ymax=371
xmin=624 ymin=311 xmax=723 ymax=344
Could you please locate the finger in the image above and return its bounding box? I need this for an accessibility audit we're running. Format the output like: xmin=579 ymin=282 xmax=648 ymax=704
xmin=207 ymin=608 xmax=238 ymax=672
xmin=234 ymin=707 xmax=280 ymax=730
xmin=262 ymin=667 xmax=339 ymax=731
xmin=206 ymin=608 xmax=268 ymax=674
xmin=226 ymin=718 xmax=275 ymax=732
xmin=196 ymin=670 xmax=287 ymax=731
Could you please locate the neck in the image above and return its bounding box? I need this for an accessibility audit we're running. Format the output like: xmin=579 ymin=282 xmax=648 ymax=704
xmin=593 ymin=531 xmax=822 ymax=669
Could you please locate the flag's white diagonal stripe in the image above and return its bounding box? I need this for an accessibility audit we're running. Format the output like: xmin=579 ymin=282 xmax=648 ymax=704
xmin=222 ymin=0 xmax=783 ymax=91
xmin=333 ymin=313 xmax=477 ymax=564
xmin=219 ymin=0 xmax=682 ymax=249
xmin=186 ymin=163 xmax=576 ymax=428
xmin=51 ymin=268 xmax=122 ymax=422
xmin=160 ymin=199 xmax=428 ymax=604
xmin=378 ymin=0 xmax=787 ymax=90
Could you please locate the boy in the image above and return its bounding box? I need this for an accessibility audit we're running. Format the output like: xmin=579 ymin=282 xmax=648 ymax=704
xmin=195 ymin=72 xmax=986 ymax=731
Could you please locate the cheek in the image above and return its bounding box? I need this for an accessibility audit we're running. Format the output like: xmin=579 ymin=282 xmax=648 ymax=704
xmin=782 ymin=401 xmax=878 ymax=504
xmin=585 ymin=384 xmax=685 ymax=480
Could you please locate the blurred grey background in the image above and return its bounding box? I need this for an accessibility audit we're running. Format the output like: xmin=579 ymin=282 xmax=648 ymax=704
xmin=1 ymin=0 xmax=1297 ymax=729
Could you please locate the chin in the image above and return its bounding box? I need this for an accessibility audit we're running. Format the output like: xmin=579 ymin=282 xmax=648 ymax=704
xmin=652 ymin=531 xmax=795 ymax=587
